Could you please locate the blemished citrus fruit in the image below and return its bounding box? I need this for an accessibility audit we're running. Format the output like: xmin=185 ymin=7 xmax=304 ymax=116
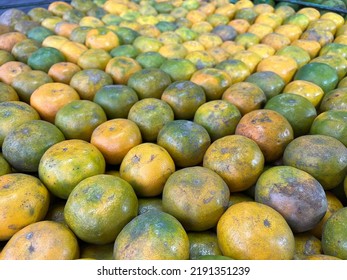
xmin=162 ymin=166 xmax=230 ymax=231
xmin=276 ymin=45 xmax=311 ymax=68
xmin=54 ymin=100 xmax=107 ymax=142
xmin=293 ymin=233 xmax=322 ymax=260
xmin=322 ymin=207 xmax=347 ymax=260
xmin=48 ymin=62 xmax=81 ymax=84
xmin=69 ymin=68 xmax=113 ymax=101
xmin=77 ymin=48 xmax=112 ymax=70
xmin=157 ymin=120 xmax=211 ymax=167
xmin=159 ymin=58 xmax=197 ymax=81
xmin=0 ymin=101 xmax=40 ymax=147
xmin=135 ymin=51 xmax=166 ymax=69
xmin=161 ymin=80 xmax=206 ymax=120
xmin=188 ymin=231 xmax=222 ymax=260
xmin=93 ymin=84 xmax=138 ymax=119
xmin=0 ymin=220 xmax=79 ymax=260
xmin=310 ymin=191 xmax=344 ymax=239
xmin=2 ymin=120 xmax=65 ymax=173
xmin=283 ymin=80 xmax=325 ymax=108
xmin=245 ymin=71 xmax=285 ymax=100
xmin=64 ymin=174 xmax=138 ymax=245
xmin=120 ymin=143 xmax=175 ymax=197
xmin=11 ymin=70 xmax=53 ymax=103
xmin=217 ymin=201 xmax=295 ymax=260
xmin=264 ymin=93 xmax=317 ymax=137
xmin=293 ymin=62 xmax=339 ymax=93
xmin=190 ymin=67 xmax=231 ymax=100
xmin=193 ymin=100 xmax=241 ymax=141
xmin=311 ymin=54 xmax=347 ymax=81
xmin=221 ymin=82 xmax=267 ymax=116
xmin=127 ymin=68 xmax=171 ymax=99
xmin=30 ymin=82 xmax=80 ymax=123
xmin=0 ymin=153 xmax=11 ymax=176
xmin=38 ymin=139 xmax=106 ymax=199
xmin=90 ymin=119 xmax=142 ymax=165
xmin=11 ymin=38 xmax=40 ymax=64
xmin=113 ymin=210 xmax=189 ymax=260
xmin=0 ymin=82 xmax=19 ymax=102
xmin=235 ymin=109 xmax=294 ymax=162
xmin=255 ymin=166 xmax=327 ymax=233
xmin=105 ymin=56 xmax=142 ymax=85
xmin=203 ymin=135 xmax=264 ymax=192
xmin=283 ymin=135 xmax=347 ymax=190
xmin=0 ymin=61 xmax=31 ymax=85
xmin=27 ymin=47 xmax=65 ymax=73
xmin=310 ymin=110 xmax=347 ymax=147
xmin=319 ymin=87 xmax=347 ymax=112
xmin=0 ymin=173 xmax=50 ymax=241
xmin=215 ymin=59 xmax=250 ymax=84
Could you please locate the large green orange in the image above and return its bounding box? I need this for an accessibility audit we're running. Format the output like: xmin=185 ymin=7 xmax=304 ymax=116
xmin=113 ymin=210 xmax=189 ymax=260
xmin=194 ymin=100 xmax=241 ymax=141
xmin=27 ymin=47 xmax=66 ymax=72
xmin=264 ymin=93 xmax=317 ymax=137
xmin=293 ymin=62 xmax=339 ymax=93
xmin=319 ymin=87 xmax=347 ymax=112
xmin=38 ymin=139 xmax=106 ymax=199
xmin=135 ymin=51 xmax=166 ymax=69
xmin=93 ymin=85 xmax=138 ymax=119
xmin=54 ymin=100 xmax=107 ymax=142
xmin=157 ymin=120 xmax=211 ymax=167
xmin=127 ymin=98 xmax=174 ymax=142
xmin=2 ymin=120 xmax=65 ymax=173
xmin=310 ymin=110 xmax=347 ymax=146
xmin=160 ymin=58 xmax=197 ymax=81
xmin=255 ymin=166 xmax=327 ymax=233
xmin=245 ymin=71 xmax=285 ymax=100
xmin=0 ymin=101 xmax=40 ymax=147
xmin=162 ymin=166 xmax=230 ymax=231
xmin=127 ymin=68 xmax=171 ymax=99
xmin=161 ymin=80 xmax=206 ymax=120
xmin=322 ymin=207 xmax=347 ymax=260
xmin=11 ymin=70 xmax=53 ymax=103
xmin=64 ymin=174 xmax=138 ymax=245
xmin=283 ymin=135 xmax=347 ymax=190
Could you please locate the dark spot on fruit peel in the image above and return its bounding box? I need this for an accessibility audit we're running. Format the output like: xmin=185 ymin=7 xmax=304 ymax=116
xmin=132 ymin=154 xmax=141 ymax=163
xmin=62 ymin=147 xmax=68 ymax=152
xmin=8 ymin=224 xmax=17 ymax=230
xmin=26 ymin=232 xmax=33 ymax=240
xmin=28 ymin=244 xmax=35 ymax=254
xmin=203 ymin=196 xmax=213 ymax=204
xmin=2 ymin=184 xmax=10 ymax=189
xmin=264 ymin=219 xmax=271 ymax=228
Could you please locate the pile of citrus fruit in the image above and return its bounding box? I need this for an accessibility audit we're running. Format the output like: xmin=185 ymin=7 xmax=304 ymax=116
xmin=0 ymin=0 xmax=346 ymax=260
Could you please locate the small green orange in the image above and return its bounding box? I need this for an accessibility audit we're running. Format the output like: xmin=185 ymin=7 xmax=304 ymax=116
xmin=64 ymin=174 xmax=138 ymax=245
xmin=161 ymin=80 xmax=206 ymax=120
xmin=194 ymin=100 xmax=241 ymax=141
xmin=264 ymin=93 xmax=317 ymax=137
xmin=127 ymin=98 xmax=174 ymax=142
xmin=54 ymin=100 xmax=107 ymax=142
xmin=113 ymin=210 xmax=189 ymax=260
xmin=160 ymin=58 xmax=197 ymax=81
xmin=2 ymin=119 xmax=65 ymax=173
xmin=38 ymin=139 xmax=106 ymax=199
xmin=127 ymin=68 xmax=171 ymax=99
xmin=310 ymin=110 xmax=347 ymax=146
xmin=157 ymin=120 xmax=211 ymax=167
xmin=93 ymin=85 xmax=138 ymax=119
xmin=27 ymin=47 xmax=66 ymax=73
